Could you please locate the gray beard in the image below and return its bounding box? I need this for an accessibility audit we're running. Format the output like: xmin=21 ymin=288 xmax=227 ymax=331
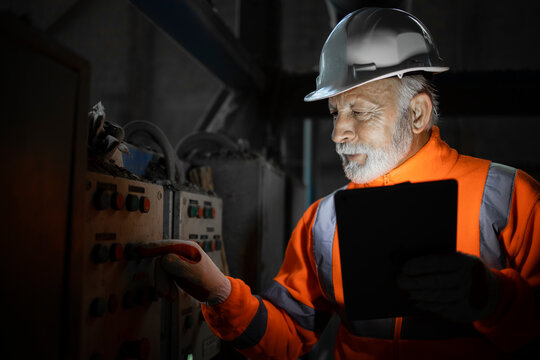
xmin=336 ymin=115 xmax=413 ymax=184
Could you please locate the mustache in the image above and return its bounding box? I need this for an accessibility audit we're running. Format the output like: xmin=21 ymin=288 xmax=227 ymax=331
xmin=335 ymin=142 xmax=373 ymax=155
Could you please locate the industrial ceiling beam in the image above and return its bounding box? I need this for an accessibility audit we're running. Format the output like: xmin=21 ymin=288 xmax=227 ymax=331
xmin=129 ymin=0 xmax=265 ymax=91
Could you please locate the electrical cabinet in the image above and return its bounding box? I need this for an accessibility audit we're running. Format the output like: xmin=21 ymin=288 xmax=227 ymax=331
xmin=78 ymin=172 xmax=166 ymax=360
xmin=193 ymin=157 xmax=286 ymax=293
xmin=170 ymin=190 xmax=224 ymax=360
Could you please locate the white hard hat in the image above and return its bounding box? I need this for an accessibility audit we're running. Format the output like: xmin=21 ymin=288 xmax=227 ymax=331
xmin=304 ymin=8 xmax=449 ymax=102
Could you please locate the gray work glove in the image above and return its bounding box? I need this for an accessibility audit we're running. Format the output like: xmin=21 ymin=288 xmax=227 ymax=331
xmin=397 ymin=252 xmax=501 ymax=322
xmin=138 ymin=240 xmax=231 ymax=305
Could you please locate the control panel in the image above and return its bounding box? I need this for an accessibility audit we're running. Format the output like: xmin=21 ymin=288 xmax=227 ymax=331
xmin=173 ymin=191 xmax=225 ymax=360
xmin=80 ymin=172 xmax=165 ymax=360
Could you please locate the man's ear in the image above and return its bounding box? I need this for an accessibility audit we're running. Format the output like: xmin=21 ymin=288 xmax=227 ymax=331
xmin=408 ymin=93 xmax=433 ymax=134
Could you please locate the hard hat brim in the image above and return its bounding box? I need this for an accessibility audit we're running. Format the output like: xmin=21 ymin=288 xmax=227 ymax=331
xmin=303 ymin=67 xmax=450 ymax=102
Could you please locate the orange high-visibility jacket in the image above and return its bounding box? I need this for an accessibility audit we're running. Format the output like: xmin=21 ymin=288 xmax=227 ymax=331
xmin=202 ymin=127 xmax=540 ymax=359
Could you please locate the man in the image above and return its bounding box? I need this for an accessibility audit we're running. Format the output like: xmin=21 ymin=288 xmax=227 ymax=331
xmin=153 ymin=8 xmax=540 ymax=359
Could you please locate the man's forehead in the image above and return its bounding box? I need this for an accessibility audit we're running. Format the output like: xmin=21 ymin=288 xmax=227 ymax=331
xmin=329 ymin=78 xmax=397 ymax=108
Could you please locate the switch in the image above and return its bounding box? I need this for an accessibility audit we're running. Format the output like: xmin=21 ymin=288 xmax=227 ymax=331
xmin=126 ymin=194 xmax=139 ymax=212
xmin=91 ymin=244 xmax=109 ymax=264
xmin=111 ymin=192 xmax=125 ymax=210
xmin=93 ymin=189 xmax=110 ymax=210
xmin=120 ymin=338 xmax=150 ymax=360
xmin=197 ymin=207 xmax=203 ymax=218
xmin=187 ymin=205 xmax=197 ymax=218
xmin=215 ymin=240 xmax=222 ymax=251
xmin=139 ymin=196 xmax=150 ymax=213
xmin=203 ymin=207 xmax=216 ymax=219
xmin=109 ymin=243 xmax=123 ymax=262
xmin=89 ymin=297 xmax=107 ymax=318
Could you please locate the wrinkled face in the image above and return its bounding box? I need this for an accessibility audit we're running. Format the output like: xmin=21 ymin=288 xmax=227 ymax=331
xmin=329 ymin=78 xmax=413 ymax=184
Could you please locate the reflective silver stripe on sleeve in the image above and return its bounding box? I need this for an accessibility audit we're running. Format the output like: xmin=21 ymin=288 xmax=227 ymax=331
xmin=261 ymin=280 xmax=331 ymax=333
xmin=479 ymin=162 xmax=517 ymax=270
xmin=230 ymin=295 xmax=267 ymax=349
xmin=312 ymin=186 xmax=347 ymax=305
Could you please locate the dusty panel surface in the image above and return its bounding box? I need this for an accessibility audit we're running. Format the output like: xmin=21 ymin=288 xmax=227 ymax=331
xmin=80 ymin=172 xmax=164 ymax=360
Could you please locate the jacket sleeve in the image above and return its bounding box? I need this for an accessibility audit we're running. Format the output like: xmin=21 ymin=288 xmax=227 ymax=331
xmin=201 ymin=201 xmax=334 ymax=359
xmin=474 ymin=170 xmax=540 ymax=352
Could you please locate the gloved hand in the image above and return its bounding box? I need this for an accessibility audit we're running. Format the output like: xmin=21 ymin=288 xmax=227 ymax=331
xmin=138 ymin=240 xmax=231 ymax=305
xmin=396 ymin=252 xmax=501 ymax=322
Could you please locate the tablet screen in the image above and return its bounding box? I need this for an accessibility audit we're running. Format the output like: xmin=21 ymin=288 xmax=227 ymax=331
xmin=335 ymin=180 xmax=457 ymax=320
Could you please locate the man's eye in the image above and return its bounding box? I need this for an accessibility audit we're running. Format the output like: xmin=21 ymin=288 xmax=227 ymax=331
xmin=353 ymin=111 xmax=370 ymax=119
xmin=330 ymin=112 xmax=338 ymax=120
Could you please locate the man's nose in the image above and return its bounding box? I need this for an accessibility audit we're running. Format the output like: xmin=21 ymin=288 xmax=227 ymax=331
xmin=331 ymin=114 xmax=356 ymax=144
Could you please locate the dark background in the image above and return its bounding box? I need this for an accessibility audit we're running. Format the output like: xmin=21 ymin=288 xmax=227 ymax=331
xmin=3 ymin=0 xmax=539 ymax=206
xmin=1 ymin=1 xmax=539 ymax=359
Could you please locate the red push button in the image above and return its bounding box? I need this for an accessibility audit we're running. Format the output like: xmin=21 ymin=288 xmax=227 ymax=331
xmin=111 ymin=192 xmax=124 ymax=210
xmin=109 ymin=243 xmax=123 ymax=261
xmin=139 ymin=196 xmax=150 ymax=213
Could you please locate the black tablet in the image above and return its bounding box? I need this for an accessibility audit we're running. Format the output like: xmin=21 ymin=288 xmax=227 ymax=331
xmin=335 ymin=180 xmax=458 ymax=320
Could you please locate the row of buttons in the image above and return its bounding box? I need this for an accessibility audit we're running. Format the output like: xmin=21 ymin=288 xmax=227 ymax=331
xmin=92 ymin=241 xmax=221 ymax=265
xmin=91 ymin=243 xmax=147 ymax=264
xmin=93 ymin=190 xmax=151 ymax=213
xmin=187 ymin=205 xmax=216 ymax=219
xmin=196 ymin=239 xmax=222 ymax=252
xmin=93 ymin=241 xmax=221 ymax=264
xmin=89 ymin=287 xmax=159 ymax=318
xmin=92 ymin=243 xmax=124 ymax=263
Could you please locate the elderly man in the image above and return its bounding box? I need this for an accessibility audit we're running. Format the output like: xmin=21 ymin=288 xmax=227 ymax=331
xmin=156 ymin=8 xmax=540 ymax=359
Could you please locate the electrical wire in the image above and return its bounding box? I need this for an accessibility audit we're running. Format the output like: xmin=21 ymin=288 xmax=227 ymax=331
xmin=124 ymin=120 xmax=186 ymax=184
xmin=174 ymin=131 xmax=243 ymax=161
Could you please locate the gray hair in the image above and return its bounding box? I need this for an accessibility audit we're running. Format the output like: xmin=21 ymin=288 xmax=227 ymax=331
xmin=395 ymin=75 xmax=440 ymax=128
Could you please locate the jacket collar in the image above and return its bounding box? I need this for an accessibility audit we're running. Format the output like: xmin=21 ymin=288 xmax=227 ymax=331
xmin=347 ymin=126 xmax=458 ymax=189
